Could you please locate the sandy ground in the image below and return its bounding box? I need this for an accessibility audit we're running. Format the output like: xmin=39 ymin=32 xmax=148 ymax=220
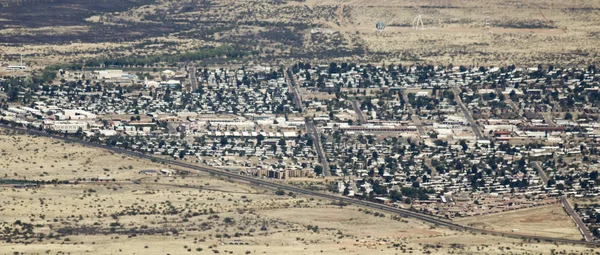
xmin=455 ymin=204 xmax=582 ymax=240
xmin=0 ymin=129 xmax=597 ymax=254
xmin=0 ymin=133 xmax=165 ymax=181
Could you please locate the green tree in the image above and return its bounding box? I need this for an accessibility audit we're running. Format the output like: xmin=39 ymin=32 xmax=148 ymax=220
xmin=565 ymin=112 xmax=573 ymax=120
xmin=314 ymin=165 xmax=324 ymax=175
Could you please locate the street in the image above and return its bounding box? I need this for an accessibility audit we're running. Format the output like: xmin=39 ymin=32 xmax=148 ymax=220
xmin=452 ymin=86 xmax=484 ymax=139
xmin=351 ymin=100 xmax=367 ymax=124
xmin=400 ymin=90 xmax=426 ymax=137
xmin=188 ymin=62 xmax=198 ymax=92
xmin=543 ymin=112 xmax=556 ymax=127
xmin=533 ymin=161 xmax=594 ymax=241
xmin=286 ymin=68 xmax=331 ymax=176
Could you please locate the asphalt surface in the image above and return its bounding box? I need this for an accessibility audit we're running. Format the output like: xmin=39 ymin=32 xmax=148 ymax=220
xmin=351 ymin=100 xmax=367 ymax=124
xmin=1 ymin=123 xmax=598 ymax=246
xmin=400 ymin=90 xmax=426 ymax=137
xmin=452 ymin=86 xmax=484 ymax=139
xmin=188 ymin=63 xmax=198 ymax=92
xmin=561 ymin=197 xmax=595 ymax=242
xmin=495 ymin=88 xmax=519 ymax=111
xmin=543 ymin=112 xmax=556 ymax=127
xmin=305 ymin=119 xmax=331 ymax=176
xmin=533 ymin=161 xmax=550 ymax=183
xmin=533 ymin=161 xmax=594 ymax=242
xmin=286 ymin=68 xmax=330 ymax=176
xmin=285 ymin=69 xmax=303 ymax=110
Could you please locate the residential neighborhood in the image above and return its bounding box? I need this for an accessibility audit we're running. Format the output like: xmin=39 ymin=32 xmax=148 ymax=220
xmin=2 ymin=63 xmax=600 ymax=238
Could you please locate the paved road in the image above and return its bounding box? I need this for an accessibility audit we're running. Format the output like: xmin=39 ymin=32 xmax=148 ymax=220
xmin=400 ymin=90 xmax=426 ymax=137
xmin=305 ymin=120 xmax=331 ymax=176
xmin=286 ymin=68 xmax=330 ymax=176
xmin=561 ymin=197 xmax=595 ymax=242
xmin=285 ymin=69 xmax=303 ymax=111
xmin=1 ymin=124 xmax=598 ymax=246
xmin=533 ymin=161 xmax=594 ymax=242
xmin=533 ymin=161 xmax=550 ymax=183
xmin=496 ymin=88 xmax=519 ymax=111
xmin=542 ymin=112 xmax=556 ymax=127
xmin=351 ymin=100 xmax=367 ymax=124
xmin=188 ymin=63 xmax=198 ymax=92
xmin=452 ymin=86 xmax=484 ymax=139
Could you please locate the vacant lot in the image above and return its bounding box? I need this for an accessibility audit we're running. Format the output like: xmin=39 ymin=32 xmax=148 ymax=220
xmin=456 ymin=204 xmax=582 ymax=240
xmin=0 ymin=132 xmax=164 ymax=181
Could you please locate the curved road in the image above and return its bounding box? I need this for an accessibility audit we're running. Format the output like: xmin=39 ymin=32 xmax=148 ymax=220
xmin=0 ymin=124 xmax=597 ymax=246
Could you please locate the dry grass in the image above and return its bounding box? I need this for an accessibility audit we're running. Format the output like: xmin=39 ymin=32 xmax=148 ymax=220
xmin=4 ymin=0 xmax=600 ymax=67
xmin=455 ymin=204 xmax=582 ymax=240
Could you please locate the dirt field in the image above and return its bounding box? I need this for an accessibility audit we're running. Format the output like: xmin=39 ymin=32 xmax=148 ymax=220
xmin=0 ymin=132 xmax=164 ymax=182
xmin=455 ymin=204 xmax=582 ymax=240
xmin=0 ymin=129 xmax=597 ymax=254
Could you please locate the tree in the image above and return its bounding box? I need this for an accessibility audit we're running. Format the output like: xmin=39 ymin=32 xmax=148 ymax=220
xmin=459 ymin=140 xmax=468 ymax=152
xmin=509 ymin=90 xmax=518 ymax=101
xmin=220 ymin=137 xmax=228 ymax=146
xmin=342 ymin=183 xmax=350 ymax=196
xmin=75 ymin=127 xmax=83 ymax=138
xmin=314 ymin=165 xmax=324 ymax=176
xmin=590 ymin=171 xmax=598 ymax=180
xmin=256 ymin=134 xmax=265 ymax=145
xmin=7 ymin=86 xmax=19 ymax=102
xmin=565 ymin=112 xmax=573 ymax=120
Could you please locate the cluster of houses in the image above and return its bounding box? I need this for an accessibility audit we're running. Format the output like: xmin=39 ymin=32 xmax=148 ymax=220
xmin=291 ymin=63 xmax=600 ymax=217
xmin=576 ymin=203 xmax=600 ymax=238
xmin=2 ymin=63 xmax=600 ymax=216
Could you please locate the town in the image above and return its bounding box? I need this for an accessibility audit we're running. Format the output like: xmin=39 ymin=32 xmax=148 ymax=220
xmin=1 ymin=62 xmax=600 ymax=240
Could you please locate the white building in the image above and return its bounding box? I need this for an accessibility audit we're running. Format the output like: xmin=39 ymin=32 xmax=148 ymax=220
xmin=44 ymin=121 xmax=88 ymax=133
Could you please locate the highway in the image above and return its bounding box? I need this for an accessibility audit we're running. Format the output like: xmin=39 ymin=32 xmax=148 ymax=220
xmin=286 ymin=68 xmax=330 ymax=176
xmin=351 ymin=100 xmax=367 ymax=124
xmin=452 ymin=86 xmax=484 ymax=139
xmin=533 ymin=161 xmax=594 ymax=242
xmin=1 ymin=123 xmax=598 ymax=246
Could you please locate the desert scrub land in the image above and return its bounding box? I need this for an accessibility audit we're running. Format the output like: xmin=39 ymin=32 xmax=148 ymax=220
xmin=0 ymin=129 xmax=599 ymax=254
xmin=455 ymin=204 xmax=582 ymax=240
xmin=4 ymin=0 xmax=600 ymax=68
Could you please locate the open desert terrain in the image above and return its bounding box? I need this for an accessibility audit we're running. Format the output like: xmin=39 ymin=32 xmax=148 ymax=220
xmin=455 ymin=204 xmax=582 ymax=240
xmin=0 ymin=129 xmax=598 ymax=254
xmin=2 ymin=0 xmax=600 ymax=68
